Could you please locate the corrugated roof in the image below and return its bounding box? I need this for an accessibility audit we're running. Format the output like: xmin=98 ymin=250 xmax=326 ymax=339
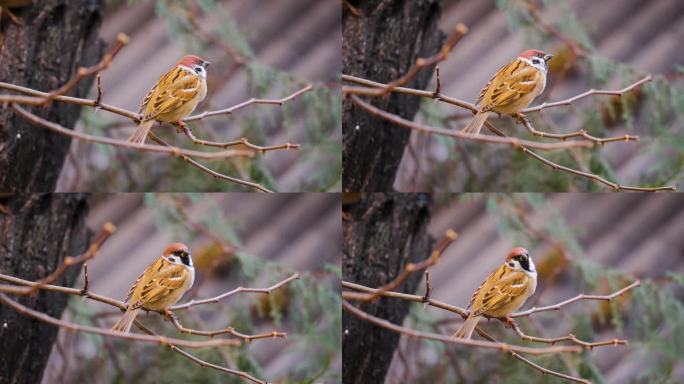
xmin=394 ymin=0 xmax=684 ymax=191
xmin=384 ymin=193 xmax=684 ymax=382
xmin=56 ymin=0 xmax=341 ymax=192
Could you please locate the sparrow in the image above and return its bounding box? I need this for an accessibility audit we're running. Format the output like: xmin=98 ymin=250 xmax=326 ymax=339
xmin=111 ymin=243 xmax=195 ymax=333
xmin=462 ymin=50 xmax=553 ymax=135
xmin=452 ymin=247 xmax=537 ymax=339
xmin=128 ymin=55 xmax=210 ymax=144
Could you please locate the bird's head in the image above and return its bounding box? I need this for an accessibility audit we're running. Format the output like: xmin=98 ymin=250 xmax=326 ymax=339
xmin=177 ymin=55 xmax=211 ymax=78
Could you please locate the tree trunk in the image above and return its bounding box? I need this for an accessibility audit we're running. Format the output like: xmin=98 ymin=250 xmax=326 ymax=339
xmin=0 ymin=193 xmax=91 ymax=384
xmin=342 ymin=193 xmax=433 ymax=384
xmin=342 ymin=0 xmax=444 ymax=191
xmin=0 ymin=0 xmax=105 ymax=193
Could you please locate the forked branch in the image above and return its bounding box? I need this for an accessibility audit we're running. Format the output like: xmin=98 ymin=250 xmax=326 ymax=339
xmin=170 ymin=273 xmax=300 ymax=310
xmin=343 ymin=74 xmax=675 ymax=192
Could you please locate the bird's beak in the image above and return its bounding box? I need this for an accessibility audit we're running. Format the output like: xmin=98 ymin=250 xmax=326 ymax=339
xmin=203 ymin=61 xmax=211 ymax=68
xmin=543 ymin=54 xmax=553 ymax=62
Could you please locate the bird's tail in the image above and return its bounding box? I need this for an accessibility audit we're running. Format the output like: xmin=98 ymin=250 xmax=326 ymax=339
xmin=452 ymin=315 xmax=481 ymax=339
xmin=111 ymin=308 xmax=140 ymax=333
xmin=128 ymin=120 xmax=154 ymax=144
xmin=462 ymin=111 xmax=490 ymax=135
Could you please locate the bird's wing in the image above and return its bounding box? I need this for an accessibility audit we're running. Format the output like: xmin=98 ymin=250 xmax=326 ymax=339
xmin=473 ymin=269 xmax=530 ymax=316
xmin=479 ymin=60 xmax=541 ymax=112
xmin=139 ymin=67 xmax=201 ymax=120
xmin=130 ymin=263 xmax=188 ymax=310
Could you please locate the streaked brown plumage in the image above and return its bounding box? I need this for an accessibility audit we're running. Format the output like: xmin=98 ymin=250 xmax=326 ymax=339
xmin=111 ymin=243 xmax=194 ymax=333
xmin=128 ymin=55 xmax=209 ymax=144
xmin=453 ymin=247 xmax=537 ymax=339
xmin=463 ymin=50 xmax=552 ymax=135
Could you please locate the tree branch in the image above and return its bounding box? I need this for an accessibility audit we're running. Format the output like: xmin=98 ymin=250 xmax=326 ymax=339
xmin=184 ymin=84 xmax=313 ymax=122
xmin=0 ymin=258 xmax=298 ymax=382
xmin=179 ymin=123 xmax=299 ymax=153
xmin=170 ymin=273 xmax=300 ymax=311
xmin=0 ymin=222 xmax=116 ymax=295
xmin=167 ymin=312 xmax=287 ymax=342
xmin=132 ymin=321 xmax=266 ymax=384
xmin=342 ymin=74 xmax=676 ymax=192
xmin=342 ymin=300 xmax=581 ymax=355
xmin=146 ymin=132 xmax=273 ymax=193
xmin=349 ymin=95 xmax=594 ymax=151
xmin=521 ymin=76 xmax=652 ymax=113
xmin=509 ymin=321 xmax=627 ymax=349
xmin=342 ymin=23 xmax=469 ymax=97
xmin=0 ymin=293 xmax=241 ymax=348
xmin=518 ymin=114 xmax=639 ymax=144
xmin=343 ymin=229 xmax=457 ymax=302
xmin=511 ymin=280 xmax=641 ymax=318
xmin=343 ymin=278 xmax=637 ymax=382
xmin=11 ymin=105 xmax=254 ymax=160
xmin=39 ymin=33 xmax=130 ymax=104
xmin=0 ymin=80 xmax=308 ymax=189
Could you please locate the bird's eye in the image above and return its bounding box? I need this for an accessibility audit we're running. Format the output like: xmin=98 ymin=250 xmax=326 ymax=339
xmin=532 ymin=58 xmax=540 ymax=64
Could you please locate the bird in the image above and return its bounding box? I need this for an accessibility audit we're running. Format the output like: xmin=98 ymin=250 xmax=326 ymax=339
xmin=462 ymin=49 xmax=553 ymax=135
xmin=452 ymin=247 xmax=537 ymax=339
xmin=111 ymin=243 xmax=195 ymax=333
xmin=127 ymin=55 xmax=210 ymax=144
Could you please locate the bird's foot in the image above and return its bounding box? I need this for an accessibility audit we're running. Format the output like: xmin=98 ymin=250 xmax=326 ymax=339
xmin=513 ymin=112 xmax=529 ymax=125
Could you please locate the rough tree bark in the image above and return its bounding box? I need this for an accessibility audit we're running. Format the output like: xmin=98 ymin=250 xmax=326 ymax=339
xmin=342 ymin=193 xmax=433 ymax=384
xmin=0 ymin=194 xmax=91 ymax=384
xmin=0 ymin=0 xmax=105 ymax=193
xmin=342 ymin=0 xmax=444 ymax=191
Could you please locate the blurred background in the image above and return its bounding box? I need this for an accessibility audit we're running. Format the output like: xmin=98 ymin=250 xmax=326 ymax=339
xmin=41 ymin=193 xmax=341 ymax=383
xmin=56 ymin=0 xmax=341 ymax=192
xmin=359 ymin=193 xmax=684 ymax=383
xmin=394 ymin=0 xmax=684 ymax=191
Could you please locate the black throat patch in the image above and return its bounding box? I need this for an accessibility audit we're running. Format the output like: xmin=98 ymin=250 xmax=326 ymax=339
xmin=517 ymin=255 xmax=531 ymax=272
xmin=180 ymin=254 xmax=191 ymax=266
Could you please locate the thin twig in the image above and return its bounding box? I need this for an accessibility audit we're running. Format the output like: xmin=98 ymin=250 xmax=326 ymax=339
xmin=12 ymin=104 xmax=254 ymax=160
xmin=422 ymin=270 xmax=432 ymax=303
xmin=343 ymin=74 xmax=676 ymax=192
xmin=510 ymin=321 xmax=627 ymax=349
xmin=185 ymin=84 xmax=313 ymax=121
xmin=0 ymin=263 xmax=289 ymax=383
xmin=349 ymin=95 xmax=593 ymax=150
xmin=39 ymin=33 xmax=129 ymax=104
xmin=95 ymin=74 xmax=103 ymax=106
xmin=343 ymin=279 xmax=636 ymax=382
xmin=179 ymin=124 xmax=299 ymax=153
xmin=342 ymin=23 xmax=469 ymax=97
xmin=80 ymin=263 xmax=90 ymax=295
xmin=170 ymin=273 xmax=300 ymax=310
xmin=511 ymin=280 xmax=641 ymax=318
xmin=146 ymin=132 xmax=272 ymax=193
xmin=167 ymin=312 xmax=287 ymax=342
xmin=0 ymin=293 xmax=241 ymax=348
xmin=433 ymin=64 xmax=442 ymax=97
xmin=132 ymin=320 xmax=266 ymax=384
xmin=473 ymin=327 xmax=590 ymax=384
xmin=342 ymin=300 xmax=581 ymax=355
xmin=0 ymin=223 xmax=116 ymax=295
xmin=518 ymin=114 xmax=639 ymax=144
xmin=344 ymin=229 xmax=457 ymax=302
xmin=521 ymin=75 xmax=652 ymax=113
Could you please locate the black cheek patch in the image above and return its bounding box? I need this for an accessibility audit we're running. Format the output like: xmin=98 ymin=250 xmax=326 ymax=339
xmin=519 ymin=257 xmax=531 ymax=272
xmin=180 ymin=255 xmax=191 ymax=266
